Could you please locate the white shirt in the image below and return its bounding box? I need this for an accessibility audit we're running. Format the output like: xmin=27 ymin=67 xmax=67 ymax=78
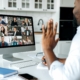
xmin=49 ymin=26 xmax=80 ymax=80
xmin=14 ymin=31 xmax=16 ymax=36
xmin=21 ymin=27 xmax=26 ymax=32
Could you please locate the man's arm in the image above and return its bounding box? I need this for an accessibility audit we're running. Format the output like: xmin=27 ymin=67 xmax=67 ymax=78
xmin=58 ymin=58 xmax=66 ymax=64
xmin=41 ymin=19 xmax=66 ymax=69
xmin=41 ymin=19 xmax=80 ymax=80
xmin=43 ymin=49 xmax=66 ymax=69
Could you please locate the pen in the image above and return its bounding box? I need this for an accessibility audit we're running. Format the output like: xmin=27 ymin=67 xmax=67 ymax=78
xmin=42 ymin=59 xmax=46 ymax=63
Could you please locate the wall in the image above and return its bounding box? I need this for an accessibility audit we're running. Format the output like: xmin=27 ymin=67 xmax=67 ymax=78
xmin=0 ymin=11 xmax=54 ymax=32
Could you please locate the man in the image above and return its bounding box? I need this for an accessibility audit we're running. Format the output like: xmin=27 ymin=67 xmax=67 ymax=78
xmin=11 ymin=36 xmax=18 ymax=46
xmin=0 ymin=36 xmax=8 ymax=46
xmin=13 ymin=27 xmax=21 ymax=36
xmin=21 ymin=21 xmax=26 ymax=35
xmin=41 ymin=0 xmax=80 ymax=80
xmin=0 ymin=17 xmax=6 ymax=26
xmin=24 ymin=27 xmax=31 ymax=36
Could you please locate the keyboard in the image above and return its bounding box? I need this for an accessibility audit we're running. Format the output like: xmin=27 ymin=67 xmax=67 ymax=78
xmin=10 ymin=60 xmax=39 ymax=69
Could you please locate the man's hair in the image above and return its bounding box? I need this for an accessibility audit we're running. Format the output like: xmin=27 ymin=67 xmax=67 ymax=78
xmin=22 ymin=21 xmax=25 ymax=23
xmin=1 ymin=36 xmax=4 ymax=40
xmin=14 ymin=27 xmax=17 ymax=29
xmin=13 ymin=17 xmax=17 ymax=19
xmin=0 ymin=16 xmax=2 ymax=18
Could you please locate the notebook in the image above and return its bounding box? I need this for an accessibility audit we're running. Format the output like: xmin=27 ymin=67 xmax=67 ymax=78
xmin=0 ymin=67 xmax=18 ymax=78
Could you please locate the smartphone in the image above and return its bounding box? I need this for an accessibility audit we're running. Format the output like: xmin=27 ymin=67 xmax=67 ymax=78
xmin=19 ymin=73 xmax=38 ymax=80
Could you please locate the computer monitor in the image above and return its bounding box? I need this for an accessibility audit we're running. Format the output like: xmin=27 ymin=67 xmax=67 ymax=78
xmin=0 ymin=14 xmax=35 ymax=61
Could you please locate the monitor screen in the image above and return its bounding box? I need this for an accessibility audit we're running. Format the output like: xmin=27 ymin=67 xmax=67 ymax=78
xmin=0 ymin=14 xmax=35 ymax=48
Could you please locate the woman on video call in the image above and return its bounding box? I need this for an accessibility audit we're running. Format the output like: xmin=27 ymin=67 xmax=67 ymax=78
xmin=11 ymin=17 xmax=18 ymax=26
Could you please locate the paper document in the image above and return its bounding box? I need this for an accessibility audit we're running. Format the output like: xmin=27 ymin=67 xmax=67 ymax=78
xmin=37 ymin=62 xmax=48 ymax=70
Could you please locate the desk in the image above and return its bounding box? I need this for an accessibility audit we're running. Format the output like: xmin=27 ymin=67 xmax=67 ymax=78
xmin=0 ymin=52 xmax=53 ymax=80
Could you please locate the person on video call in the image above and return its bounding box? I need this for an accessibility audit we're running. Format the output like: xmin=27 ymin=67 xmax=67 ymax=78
xmin=18 ymin=40 xmax=22 ymax=45
xmin=0 ymin=24 xmax=8 ymax=36
xmin=22 ymin=39 xmax=25 ymax=45
xmin=0 ymin=27 xmax=6 ymax=36
xmin=21 ymin=21 xmax=25 ymax=26
xmin=0 ymin=36 xmax=8 ymax=46
xmin=24 ymin=18 xmax=30 ymax=26
xmin=13 ymin=27 xmax=21 ymax=36
xmin=0 ymin=17 xmax=6 ymax=26
xmin=24 ymin=27 xmax=31 ymax=36
xmin=25 ymin=37 xmax=32 ymax=44
xmin=41 ymin=0 xmax=80 ymax=80
xmin=21 ymin=21 xmax=26 ymax=35
xmin=11 ymin=17 xmax=18 ymax=26
xmin=11 ymin=36 xmax=18 ymax=46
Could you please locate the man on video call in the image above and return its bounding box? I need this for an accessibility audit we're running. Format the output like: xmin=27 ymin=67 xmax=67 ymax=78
xmin=11 ymin=36 xmax=18 ymax=46
xmin=41 ymin=0 xmax=80 ymax=80
xmin=24 ymin=27 xmax=31 ymax=36
xmin=0 ymin=36 xmax=8 ymax=46
xmin=13 ymin=27 xmax=21 ymax=36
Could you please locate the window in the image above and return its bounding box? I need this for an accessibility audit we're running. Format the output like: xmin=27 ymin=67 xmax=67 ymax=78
xmin=8 ymin=0 xmax=17 ymax=8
